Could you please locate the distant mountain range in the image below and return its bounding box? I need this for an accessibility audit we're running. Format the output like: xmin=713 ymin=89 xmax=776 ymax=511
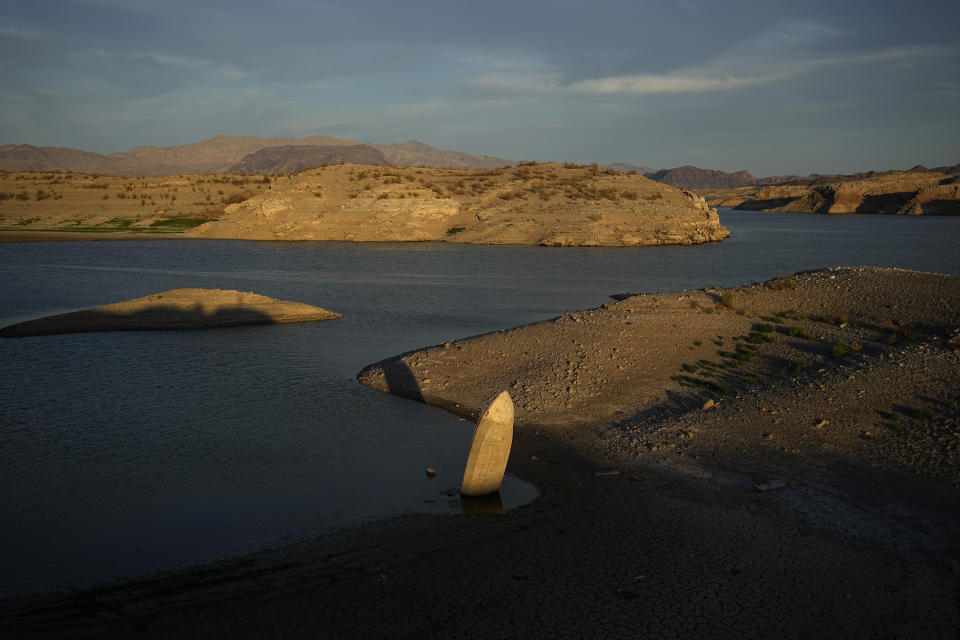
xmin=2 ymin=134 xmax=953 ymax=193
xmin=644 ymin=166 xmax=800 ymax=190
xmin=227 ymin=144 xmax=390 ymax=174
xmin=0 ymin=135 xmax=514 ymax=176
xmin=598 ymin=164 xmax=800 ymax=190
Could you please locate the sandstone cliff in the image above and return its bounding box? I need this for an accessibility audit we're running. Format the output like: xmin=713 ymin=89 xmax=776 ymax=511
xmin=731 ymin=170 xmax=960 ymax=214
xmin=187 ymin=163 xmax=729 ymax=246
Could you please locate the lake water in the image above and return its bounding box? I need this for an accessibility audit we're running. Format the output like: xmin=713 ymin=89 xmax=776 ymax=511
xmin=1 ymin=209 xmax=958 ymax=596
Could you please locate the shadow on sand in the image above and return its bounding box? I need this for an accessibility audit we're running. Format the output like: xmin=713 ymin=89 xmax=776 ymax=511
xmin=1 ymin=305 xmax=284 ymax=338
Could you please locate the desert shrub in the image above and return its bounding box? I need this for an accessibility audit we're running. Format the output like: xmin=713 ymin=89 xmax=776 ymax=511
xmin=621 ymin=190 xmax=638 ymax=200
xmin=770 ymin=275 xmax=796 ymax=290
xmin=829 ymin=340 xmax=851 ymax=358
xmin=780 ymin=358 xmax=808 ymax=374
xmin=787 ymin=326 xmax=817 ymax=340
xmin=718 ymin=291 xmax=734 ymax=308
xmin=671 ymin=374 xmax=728 ymax=394
xmin=756 ymin=323 xmax=775 ymax=333
xmin=446 ymin=226 xmax=466 ymax=235
xmin=222 ymin=193 xmax=248 ymax=205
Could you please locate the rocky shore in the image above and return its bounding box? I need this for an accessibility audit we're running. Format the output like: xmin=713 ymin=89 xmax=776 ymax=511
xmin=2 ymin=268 xmax=957 ymax=639
xmin=0 ymin=289 xmax=340 ymax=337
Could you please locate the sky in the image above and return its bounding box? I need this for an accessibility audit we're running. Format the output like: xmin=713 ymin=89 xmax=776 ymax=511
xmin=1 ymin=0 xmax=958 ymax=176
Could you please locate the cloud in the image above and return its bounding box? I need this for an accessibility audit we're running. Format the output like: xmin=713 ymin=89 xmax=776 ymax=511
xmin=569 ymin=73 xmax=780 ymax=95
xmin=555 ymin=41 xmax=948 ymax=97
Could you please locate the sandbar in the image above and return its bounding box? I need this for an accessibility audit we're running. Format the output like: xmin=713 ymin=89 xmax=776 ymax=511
xmin=1 ymin=288 xmax=340 ymax=337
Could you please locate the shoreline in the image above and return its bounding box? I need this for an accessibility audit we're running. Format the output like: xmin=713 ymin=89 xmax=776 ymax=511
xmin=2 ymin=266 xmax=958 ymax=638
xmin=0 ymin=230 xmax=184 ymax=242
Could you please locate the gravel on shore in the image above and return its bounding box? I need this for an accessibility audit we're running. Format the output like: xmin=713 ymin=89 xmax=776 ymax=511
xmin=3 ymin=266 xmax=958 ymax=639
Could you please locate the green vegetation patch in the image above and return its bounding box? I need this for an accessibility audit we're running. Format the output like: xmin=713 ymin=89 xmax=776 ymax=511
xmin=778 ymin=359 xmax=807 ymax=375
xmin=786 ymin=326 xmax=817 ymax=340
xmin=102 ymin=218 xmax=134 ymax=228
xmin=829 ymin=340 xmax=851 ymax=358
xmin=149 ymin=217 xmax=216 ymax=230
xmin=446 ymin=226 xmax=466 ymax=235
xmin=671 ymin=374 xmax=728 ymax=395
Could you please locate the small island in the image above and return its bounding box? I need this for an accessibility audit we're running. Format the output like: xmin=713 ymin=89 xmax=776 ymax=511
xmin=0 ymin=288 xmax=341 ymax=337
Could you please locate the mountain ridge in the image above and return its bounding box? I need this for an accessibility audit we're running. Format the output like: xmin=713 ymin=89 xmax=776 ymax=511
xmin=0 ymin=135 xmax=514 ymax=176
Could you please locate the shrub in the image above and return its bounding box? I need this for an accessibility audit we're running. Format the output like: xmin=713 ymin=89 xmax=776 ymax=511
xmin=829 ymin=340 xmax=850 ymax=358
xmin=770 ymin=275 xmax=796 ymax=290
xmin=778 ymin=359 xmax=807 ymax=375
xmin=718 ymin=291 xmax=734 ymax=308
xmin=787 ymin=326 xmax=817 ymax=340
xmin=223 ymin=193 xmax=248 ymax=205
xmin=446 ymin=226 xmax=466 ymax=235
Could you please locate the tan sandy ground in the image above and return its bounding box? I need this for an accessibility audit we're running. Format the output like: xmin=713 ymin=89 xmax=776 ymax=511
xmin=0 ymin=289 xmax=340 ymax=337
xmin=2 ymin=268 xmax=958 ymax=638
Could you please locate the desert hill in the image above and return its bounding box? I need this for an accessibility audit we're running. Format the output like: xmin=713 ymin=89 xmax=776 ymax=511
xmin=186 ymin=162 xmax=729 ymax=246
xmin=0 ymin=135 xmax=514 ymax=176
xmin=374 ymin=140 xmax=510 ymax=170
xmin=602 ymin=162 xmax=656 ymax=175
xmin=227 ymin=144 xmax=390 ymax=174
xmin=0 ymin=164 xmax=729 ymax=246
xmin=645 ymin=165 xmax=799 ymax=190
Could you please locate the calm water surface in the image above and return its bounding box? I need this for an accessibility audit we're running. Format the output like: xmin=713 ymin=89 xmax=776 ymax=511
xmin=1 ymin=209 xmax=958 ymax=596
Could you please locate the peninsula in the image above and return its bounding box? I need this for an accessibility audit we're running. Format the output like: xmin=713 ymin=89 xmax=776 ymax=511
xmin=0 ymin=163 xmax=729 ymax=247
